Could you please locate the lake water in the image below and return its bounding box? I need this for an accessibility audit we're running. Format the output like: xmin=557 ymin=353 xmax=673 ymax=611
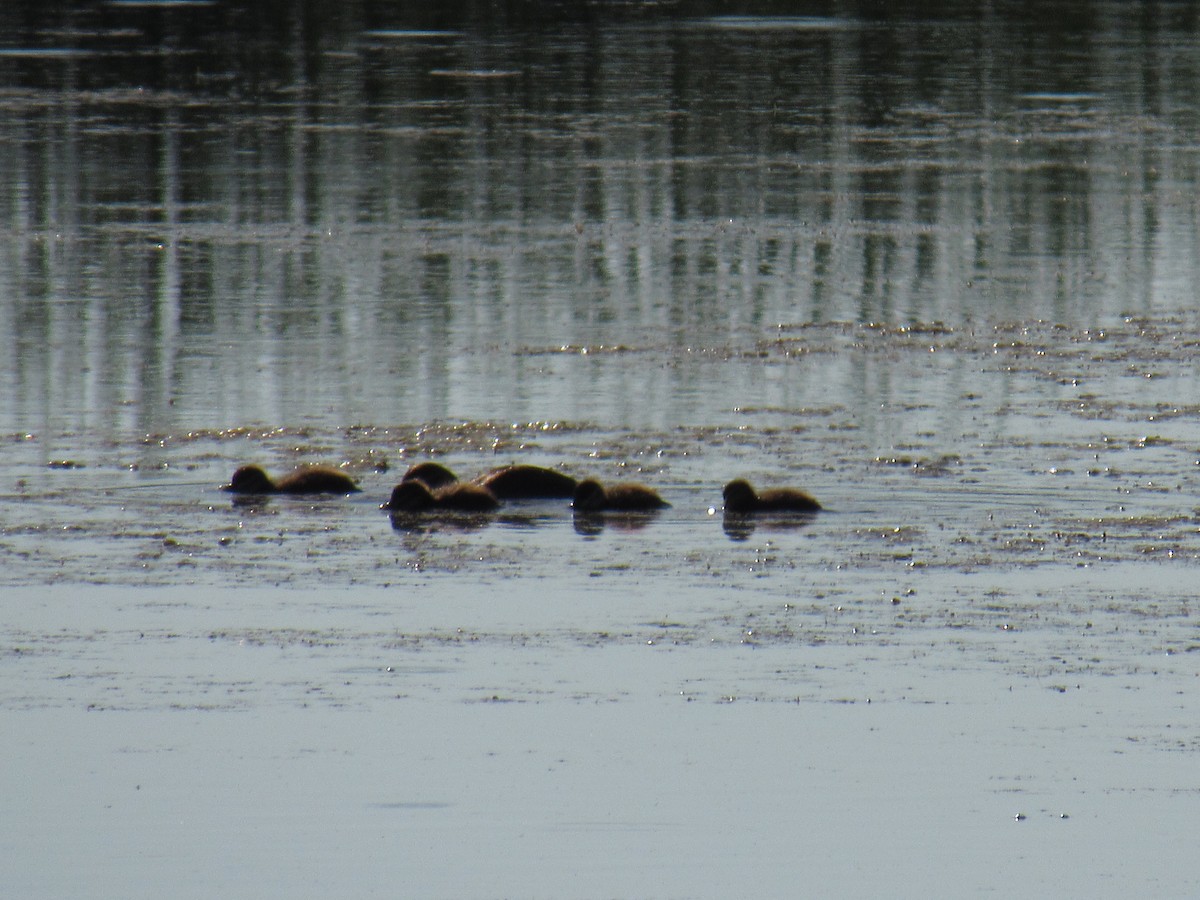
xmin=3 ymin=2 xmax=1200 ymax=897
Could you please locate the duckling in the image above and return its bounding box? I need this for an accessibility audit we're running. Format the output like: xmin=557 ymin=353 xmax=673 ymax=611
xmin=572 ymin=478 xmax=669 ymax=512
xmin=223 ymin=464 xmax=361 ymax=495
xmin=402 ymin=461 xmax=577 ymax=499
xmin=722 ymin=478 xmax=821 ymax=513
xmin=400 ymin=461 xmax=459 ymax=491
xmin=381 ymin=480 xmax=499 ymax=512
xmin=476 ymin=464 xmax=578 ymax=499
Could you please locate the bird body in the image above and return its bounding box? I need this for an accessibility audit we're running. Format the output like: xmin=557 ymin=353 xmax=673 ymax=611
xmin=400 ymin=461 xmax=459 ymax=491
xmin=382 ymin=480 xmax=499 ymax=512
xmin=224 ymin=465 xmax=360 ymax=495
xmin=722 ymin=479 xmax=821 ymax=513
xmin=476 ymin=464 xmax=577 ymax=499
xmin=402 ymin=462 xmax=577 ymax=499
xmin=572 ymin=478 xmax=668 ymax=512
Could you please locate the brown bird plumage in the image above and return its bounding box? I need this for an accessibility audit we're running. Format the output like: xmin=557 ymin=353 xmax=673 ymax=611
xmin=722 ymin=479 xmax=821 ymax=513
xmin=223 ymin=464 xmax=360 ymax=495
xmin=572 ymin=478 xmax=668 ymax=512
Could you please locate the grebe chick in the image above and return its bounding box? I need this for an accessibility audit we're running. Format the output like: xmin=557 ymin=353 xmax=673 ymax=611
xmin=476 ymin=465 xmax=578 ymax=499
xmin=722 ymin=479 xmax=821 ymax=513
xmin=400 ymin=461 xmax=459 ymax=491
xmin=223 ymin=464 xmax=361 ymax=495
xmin=572 ymin=478 xmax=669 ymax=512
xmin=382 ymin=480 xmax=499 ymax=512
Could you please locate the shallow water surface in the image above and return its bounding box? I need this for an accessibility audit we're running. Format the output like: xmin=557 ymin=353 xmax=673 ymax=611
xmin=2 ymin=2 xmax=1200 ymax=897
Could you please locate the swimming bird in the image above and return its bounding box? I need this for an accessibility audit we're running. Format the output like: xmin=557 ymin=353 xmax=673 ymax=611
xmin=223 ymin=464 xmax=361 ymax=495
xmin=722 ymin=478 xmax=821 ymax=513
xmin=400 ymin=461 xmax=459 ymax=491
xmin=381 ymin=480 xmax=500 ymax=512
xmin=571 ymin=478 xmax=669 ymax=512
xmin=476 ymin=464 xmax=577 ymax=499
xmin=402 ymin=461 xmax=577 ymax=499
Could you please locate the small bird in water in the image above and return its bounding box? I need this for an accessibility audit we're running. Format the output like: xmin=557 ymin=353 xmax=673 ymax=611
xmin=722 ymin=478 xmax=821 ymax=513
xmin=476 ymin=464 xmax=577 ymax=499
xmin=381 ymin=479 xmax=500 ymax=512
xmin=223 ymin=464 xmax=361 ymax=495
xmin=572 ymin=478 xmax=669 ymax=512
xmin=399 ymin=461 xmax=459 ymax=491
xmin=401 ymin=461 xmax=577 ymax=499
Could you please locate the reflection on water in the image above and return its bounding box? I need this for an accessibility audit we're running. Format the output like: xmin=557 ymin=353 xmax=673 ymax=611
xmin=721 ymin=511 xmax=817 ymax=542
xmin=2 ymin=1 xmax=1199 ymax=441
xmin=386 ymin=509 xmax=497 ymax=535
xmin=572 ymin=509 xmax=663 ymax=537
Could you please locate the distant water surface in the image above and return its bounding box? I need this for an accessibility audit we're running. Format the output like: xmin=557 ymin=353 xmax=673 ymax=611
xmin=2 ymin=0 xmax=1199 ymax=433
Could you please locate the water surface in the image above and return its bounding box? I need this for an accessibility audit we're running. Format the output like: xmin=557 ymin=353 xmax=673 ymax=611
xmin=2 ymin=2 xmax=1200 ymax=897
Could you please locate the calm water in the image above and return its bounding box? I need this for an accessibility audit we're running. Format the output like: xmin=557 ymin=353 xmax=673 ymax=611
xmin=3 ymin=2 xmax=1200 ymax=898
xmin=3 ymin=0 xmax=1200 ymax=434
